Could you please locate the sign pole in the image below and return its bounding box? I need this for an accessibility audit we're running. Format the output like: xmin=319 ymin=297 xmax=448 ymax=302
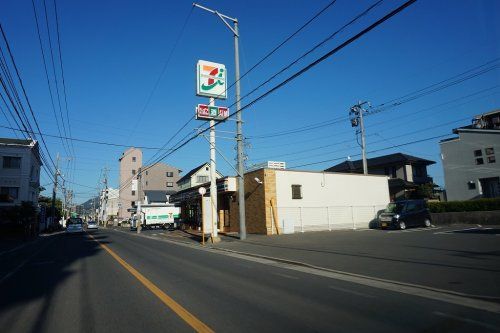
xmin=209 ymin=98 xmax=219 ymax=241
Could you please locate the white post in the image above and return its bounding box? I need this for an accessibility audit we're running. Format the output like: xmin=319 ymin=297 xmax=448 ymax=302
xmin=209 ymin=97 xmax=218 ymax=239
xmin=327 ymin=206 xmax=331 ymax=231
xmin=137 ymin=200 xmax=141 ymax=234
xmin=351 ymin=206 xmax=356 ymax=230
xmin=299 ymin=207 xmax=304 ymax=233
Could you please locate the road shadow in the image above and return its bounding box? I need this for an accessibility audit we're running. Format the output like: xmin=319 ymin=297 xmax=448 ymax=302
xmin=0 ymin=232 xmax=109 ymax=332
xmin=223 ymin=239 xmax=500 ymax=273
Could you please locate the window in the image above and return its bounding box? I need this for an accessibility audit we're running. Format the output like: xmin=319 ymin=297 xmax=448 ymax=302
xmin=132 ymin=156 xmax=136 ymax=162
xmin=131 ymin=191 xmax=136 ymax=196
xmin=467 ymin=181 xmax=476 ymax=190
xmin=474 ymin=149 xmax=482 ymax=157
xmin=0 ymin=187 xmax=19 ymax=201
xmin=476 ymin=158 xmax=484 ymax=165
xmin=3 ymin=156 xmax=21 ymax=169
xmin=145 ymin=171 xmax=148 ymax=175
xmin=166 ymin=182 xmax=174 ymax=187
xmin=488 ymin=156 xmax=496 ymax=163
xmin=485 ymin=147 xmax=495 ymax=155
xmin=197 ymin=175 xmax=209 ymax=183
xmin=291 ymin=185 xmax=302 ymax=199
xmin=166 ymin=172 xmax=173 ymax=177
xmin=145 ymin=181 xmax=148 ymax=186
xmin=205 ymin=166 xmax=209 ymax=171
xmin=132 ymin=169 xmax=136 ymax=175
xmin=131 ymin=201 xmax=135 ymax=207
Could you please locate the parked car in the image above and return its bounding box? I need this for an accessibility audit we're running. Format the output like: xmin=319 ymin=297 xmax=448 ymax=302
xmin=66 ymin=217 xmax=84 ymax=234
xmin=87 ymin=221 xmax=98 ymax=231
xmin=378 ymin=200 xmax=432 ymax=230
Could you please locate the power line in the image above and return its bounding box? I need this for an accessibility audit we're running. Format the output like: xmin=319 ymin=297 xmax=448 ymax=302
xmin=126 ymin=0 xmax=417 ymax=186
xmin=288 ymin=133 xmax=452 ymax=169
xmin=127 ymin=6 xmax=194 ymax=142
xmin=30 ymin=0 xmax=71 ymax=157
xmin=0 ymin=124 xmax=178 ymax=150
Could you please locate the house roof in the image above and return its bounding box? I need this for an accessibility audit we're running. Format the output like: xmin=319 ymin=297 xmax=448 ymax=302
xmin=325 ymin=153 xmax=436 ymax=173
xmin=0 ymin=138 xmax=35 ymax=146
xmin=177 ymin=162 xmax=222 ymax=184
xmin=144 ymin=190 xmax=176 ymax=203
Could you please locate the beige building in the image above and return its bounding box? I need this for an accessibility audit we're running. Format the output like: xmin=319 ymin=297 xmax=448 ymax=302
xmin=118 ymin=147 xmax=142 ymax=219
xmin=171 ymin=167 xmax=390 ymax=235
xmin=138 ymin=162 xmax=182 ymax=202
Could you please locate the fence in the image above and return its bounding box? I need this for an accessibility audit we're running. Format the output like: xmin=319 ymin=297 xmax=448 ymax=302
xmin=274 ymin=205 xmax=386 ymax=234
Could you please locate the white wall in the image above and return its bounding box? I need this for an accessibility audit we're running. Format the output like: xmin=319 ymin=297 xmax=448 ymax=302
xmin=0 ymin=143 xmax=40 ymax=206
xmin=274 ymin=170 xmax=389 ymax=232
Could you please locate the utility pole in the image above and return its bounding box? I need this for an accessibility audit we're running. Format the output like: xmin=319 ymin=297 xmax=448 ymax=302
xmin=137 ymin=168 xmax=142 ymax=234
xmin=102 ymin=167 xmax=109 ymax=228
xmin=193 ymin=2 xmax=246 ymax=240
xmin=51 ymin=153 xmax=60 ymax=228
xmin=349 ymin=101 xmax=370 ymax=175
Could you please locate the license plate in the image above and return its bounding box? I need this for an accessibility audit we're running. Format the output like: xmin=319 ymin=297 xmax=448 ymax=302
xmin=381 ymin=222 xmax=387 ymax=227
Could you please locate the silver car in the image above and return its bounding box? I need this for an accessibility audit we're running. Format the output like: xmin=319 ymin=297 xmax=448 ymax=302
xmin=87 ymin=221 xmax=98 ymax=231
xmin=66 ymin=217 xmax=84 ymax=234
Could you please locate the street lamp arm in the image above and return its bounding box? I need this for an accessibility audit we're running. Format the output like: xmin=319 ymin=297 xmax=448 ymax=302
xmin=215 ymin=11 xmax=238 ymax=36
xmin=193 ymin=3 xmax=237 ymax=22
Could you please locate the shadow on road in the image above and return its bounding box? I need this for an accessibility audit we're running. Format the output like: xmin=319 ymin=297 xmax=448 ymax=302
xmin=0 ymin=232 xmax=108 ymax=332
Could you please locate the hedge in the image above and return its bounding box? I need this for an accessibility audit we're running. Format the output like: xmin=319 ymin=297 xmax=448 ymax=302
xmin=428 ymin=198 xmax=500 ymax=213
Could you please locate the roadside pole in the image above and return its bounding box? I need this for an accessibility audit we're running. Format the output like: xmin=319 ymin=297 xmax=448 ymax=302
xmin=50 ymin=153 xmax=60 ymax=229
xmin=199 ymin=187 xmax=207 ymax=245
xmin=137 ymin=200 xmax=141 ymax=234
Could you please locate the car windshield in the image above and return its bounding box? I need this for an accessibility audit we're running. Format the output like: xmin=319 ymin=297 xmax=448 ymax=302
xmin=67 ymin=218 xmax=83 ymax=225
xmin=384 ymin=203 xmax=405 ymax=214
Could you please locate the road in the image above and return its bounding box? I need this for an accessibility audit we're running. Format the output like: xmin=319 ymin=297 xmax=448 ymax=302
xmin=1 ymin=227 xmax=499 ymax=332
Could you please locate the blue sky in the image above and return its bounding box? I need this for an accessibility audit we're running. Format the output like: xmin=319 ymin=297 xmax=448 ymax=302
xmin=1 ymin=0 xmax=499 ymax=203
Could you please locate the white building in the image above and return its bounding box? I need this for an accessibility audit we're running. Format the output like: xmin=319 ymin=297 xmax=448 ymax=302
xmin=0 ymin=138 xmax=41 ymax=207
xmin=176 ymin=162 xmax=223 ymax=190
xmin=99 ymin=187 xmax=119 ymax=222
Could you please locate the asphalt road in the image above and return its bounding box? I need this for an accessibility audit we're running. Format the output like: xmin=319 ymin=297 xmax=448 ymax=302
xmin=1 ymin=228 xmax=499 ymax=332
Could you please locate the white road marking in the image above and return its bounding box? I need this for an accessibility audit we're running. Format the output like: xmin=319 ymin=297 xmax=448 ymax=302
xmin=328 ymin=285 xmax=375 ymax=298
xmin=0 ymin=243 xmax=28 ymax=257
xmin=272 ymin=272 xmax=299 ymax=280
xmin=433 ymin=311 xmax=500 ymax=331
xmin=388 ymin=227 xmax=439 ymax=234
xmin=434 ymin=227 xmax=485 ymax=235
xmin=0 ymin=238 xmax=54 ymax=284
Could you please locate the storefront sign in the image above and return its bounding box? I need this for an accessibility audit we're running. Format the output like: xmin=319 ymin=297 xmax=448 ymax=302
xmin=196 ymin=104 xmax=229 ymax=121
xmin=196 ymin=60 xmax=227 ymax=99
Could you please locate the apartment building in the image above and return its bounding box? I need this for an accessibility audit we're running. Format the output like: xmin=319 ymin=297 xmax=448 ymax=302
xmin=118 ymin=147 xmax=142 ymax=219
xmin=440 ymin=110 xmax=500 ymax=200
xmin=0 ymin=138 xmax=41 ymax=206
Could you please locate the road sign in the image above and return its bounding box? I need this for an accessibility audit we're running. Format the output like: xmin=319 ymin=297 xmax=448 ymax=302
xmin=196 ymin=104 xmax=229 ymax=121
xmin=198 ymin=187 xmax=206 ymax=195
xmin=196 ymin=60 xmax=227 ymax=99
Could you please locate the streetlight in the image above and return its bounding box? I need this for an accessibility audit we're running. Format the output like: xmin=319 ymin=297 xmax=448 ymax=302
xmin=193 ymin=3 xmax=246 ymax=240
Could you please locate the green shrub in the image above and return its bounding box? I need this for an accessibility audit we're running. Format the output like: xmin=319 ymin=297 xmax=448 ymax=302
xmin=428 ymin=198 xmax=500 ymax=213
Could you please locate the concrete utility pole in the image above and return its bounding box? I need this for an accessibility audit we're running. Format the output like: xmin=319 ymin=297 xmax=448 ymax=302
xmin=137 ymin=169 xmax=142 ymax=234
xmin=193 ymin=2 xmax=247 ymax=240
xmin=349 ymin=101 xmax=370 ymax=175
xmin=102 ymin=167 xmax=109 ymax=228
xmin=51 ymin=153 xmax=60 ymax=228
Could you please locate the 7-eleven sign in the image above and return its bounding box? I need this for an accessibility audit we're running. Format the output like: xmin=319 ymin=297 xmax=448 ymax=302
xmin=196 ymin=104 xmax=229 ymax=121
xmin=196 ymin=60 xmax=227 ymax=99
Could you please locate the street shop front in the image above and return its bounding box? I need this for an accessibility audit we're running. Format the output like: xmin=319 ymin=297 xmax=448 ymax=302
xmin=169 ymin=177 xmax=236 ymax=232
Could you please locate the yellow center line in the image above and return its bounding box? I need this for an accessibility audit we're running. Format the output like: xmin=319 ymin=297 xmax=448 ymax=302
xmin=87 ymin=233 xmax=214 ymax=333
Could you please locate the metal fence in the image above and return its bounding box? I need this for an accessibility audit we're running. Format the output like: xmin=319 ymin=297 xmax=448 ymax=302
xmin=273 ymin=205 xmax=387 ymax=234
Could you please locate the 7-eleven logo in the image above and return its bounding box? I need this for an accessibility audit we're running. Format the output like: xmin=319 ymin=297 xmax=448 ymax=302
xmin=197 ymin=60 xmax=227 ymax=99
xmin=201 ymin=65 xmax=225 ymax=91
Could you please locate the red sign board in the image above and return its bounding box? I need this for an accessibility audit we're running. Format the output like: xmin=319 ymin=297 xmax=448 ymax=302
xmin=196 ymin=104 xmax=229 ymax=121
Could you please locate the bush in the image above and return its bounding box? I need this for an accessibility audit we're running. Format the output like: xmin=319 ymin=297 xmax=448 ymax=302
xmin=428 ymin=198 xmax=500 ymax=213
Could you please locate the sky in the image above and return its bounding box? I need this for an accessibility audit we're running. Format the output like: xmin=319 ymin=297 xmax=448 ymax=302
xmin=0 ymin=0 xmax=499 ymax=203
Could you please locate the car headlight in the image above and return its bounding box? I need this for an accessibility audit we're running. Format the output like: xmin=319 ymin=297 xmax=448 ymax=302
xmin=394 ymin=214 xmax=400 ymax=219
